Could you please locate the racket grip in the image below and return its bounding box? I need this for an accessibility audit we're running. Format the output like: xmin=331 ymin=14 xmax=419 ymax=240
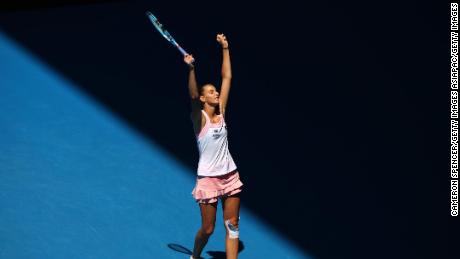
xmin=177 ymin=45 xmax=194 ymax=63
xmin=177 ymin=45 xmax=187 ymax=56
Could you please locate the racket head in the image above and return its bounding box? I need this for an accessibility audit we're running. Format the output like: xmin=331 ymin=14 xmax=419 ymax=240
xmin=145 ymin=11 xmax=190 ymax=58
xmin=146 ymin=11 xmax=176 ymax=43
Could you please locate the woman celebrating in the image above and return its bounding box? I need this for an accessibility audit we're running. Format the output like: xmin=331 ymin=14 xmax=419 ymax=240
xmin=184 ymin=33 xmax=243 ymax=259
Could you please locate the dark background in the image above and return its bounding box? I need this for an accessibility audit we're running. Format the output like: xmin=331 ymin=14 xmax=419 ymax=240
xmin=0 ymin=0 xmax=451 ymax=258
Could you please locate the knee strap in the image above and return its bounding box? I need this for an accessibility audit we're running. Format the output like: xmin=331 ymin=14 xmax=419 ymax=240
xmin=225 ymin=218 xmax=239 ymax=239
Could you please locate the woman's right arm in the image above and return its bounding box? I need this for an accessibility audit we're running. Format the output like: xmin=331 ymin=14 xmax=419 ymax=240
xmin=184 ymin=54 xmax=202 ymax=133
xmin=184 ymin=54 xmax=199 ymax=99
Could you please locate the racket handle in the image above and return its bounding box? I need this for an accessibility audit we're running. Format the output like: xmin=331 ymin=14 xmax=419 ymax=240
xmin=176 ymin=45 xmax=187 ymax=56
xmin=177 ymin=45 xmax=194 ymax=63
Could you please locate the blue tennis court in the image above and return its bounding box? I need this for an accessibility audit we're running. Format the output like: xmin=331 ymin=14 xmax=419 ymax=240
xmin=0 ymin=31 xmax=313 ymax=259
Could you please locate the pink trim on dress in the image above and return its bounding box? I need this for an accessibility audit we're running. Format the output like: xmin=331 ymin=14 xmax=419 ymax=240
xmin=197 ymin=111 xmax=224 ymax=139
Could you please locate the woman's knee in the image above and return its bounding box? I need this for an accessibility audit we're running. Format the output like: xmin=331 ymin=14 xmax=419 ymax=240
xmin=201 ymin=224 xmax=215 ymax=236
xmin=225 ymin=217 xmax=239 ymax=228
xmin=224 ymin=217 xmax=240 ymax=239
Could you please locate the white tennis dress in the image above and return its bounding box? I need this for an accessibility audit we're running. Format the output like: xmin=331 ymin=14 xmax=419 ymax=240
xmin=195 ymin=110 xmax=237 ymax=177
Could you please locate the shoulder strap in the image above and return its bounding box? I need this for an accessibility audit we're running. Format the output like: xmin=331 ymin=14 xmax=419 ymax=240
xmin=201 ymin=110 xmax=210 ymax=122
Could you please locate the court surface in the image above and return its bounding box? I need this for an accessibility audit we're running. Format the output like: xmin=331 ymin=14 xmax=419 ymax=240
xmin=0 ymin=32 xmax=314 ymax=259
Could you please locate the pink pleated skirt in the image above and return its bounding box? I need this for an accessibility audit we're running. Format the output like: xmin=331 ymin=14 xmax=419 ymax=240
xmin=191 ymin=170 xmax=243 ymax=204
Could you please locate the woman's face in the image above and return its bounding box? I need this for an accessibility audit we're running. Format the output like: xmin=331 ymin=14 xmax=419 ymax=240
xmin=200 ymin=85 xmax=219 ymax=106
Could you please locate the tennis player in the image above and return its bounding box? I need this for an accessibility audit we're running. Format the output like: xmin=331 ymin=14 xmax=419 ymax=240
xmin=184 ymin=33 xmax=243 ymax=259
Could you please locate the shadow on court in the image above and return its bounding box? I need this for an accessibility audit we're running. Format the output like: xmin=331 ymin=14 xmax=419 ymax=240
xmin=167 ymin=240 xmax=245 ymax=259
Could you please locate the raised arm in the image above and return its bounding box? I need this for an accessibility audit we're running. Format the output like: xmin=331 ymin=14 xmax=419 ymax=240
xmin=216 ymin=33 xmax=231 ymax=117
xmin=184 ymin=54 xmax=202 ymax=133
xmin=184 ymin=54 xmax=199 ymax=99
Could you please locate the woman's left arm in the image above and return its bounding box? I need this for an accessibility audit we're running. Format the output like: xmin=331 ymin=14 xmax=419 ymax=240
xmin=217 ymin=33 xmax=231 ymax=116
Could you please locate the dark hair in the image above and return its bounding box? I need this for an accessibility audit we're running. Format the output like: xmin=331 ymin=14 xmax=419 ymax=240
xmin=199 ymin=83 xmax=215 ymax=96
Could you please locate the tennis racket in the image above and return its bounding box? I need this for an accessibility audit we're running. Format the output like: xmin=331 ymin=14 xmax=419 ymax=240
xmin=146 ymin=11 xmax=192 ymax=60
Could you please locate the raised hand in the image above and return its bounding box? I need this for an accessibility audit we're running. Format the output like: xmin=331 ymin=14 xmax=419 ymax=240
xmin=184 ymin=54 xmax=195 ymax=68
xmin=216 ymin=33 xmax=229 ymax=49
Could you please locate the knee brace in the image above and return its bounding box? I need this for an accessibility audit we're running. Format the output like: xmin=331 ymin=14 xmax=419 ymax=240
xmin=225 ymin=218 xmax=240 ymax=239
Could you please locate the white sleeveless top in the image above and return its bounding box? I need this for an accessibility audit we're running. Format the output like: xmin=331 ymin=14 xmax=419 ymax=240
xmin=194 ymin=110 xmax=237 ymax=177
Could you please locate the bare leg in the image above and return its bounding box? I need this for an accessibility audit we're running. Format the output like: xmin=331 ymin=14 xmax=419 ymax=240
xmin=222 ymin=192 xmax=241 ymax=259
xmin=192 ymin=201 xmax=217 ymax=259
